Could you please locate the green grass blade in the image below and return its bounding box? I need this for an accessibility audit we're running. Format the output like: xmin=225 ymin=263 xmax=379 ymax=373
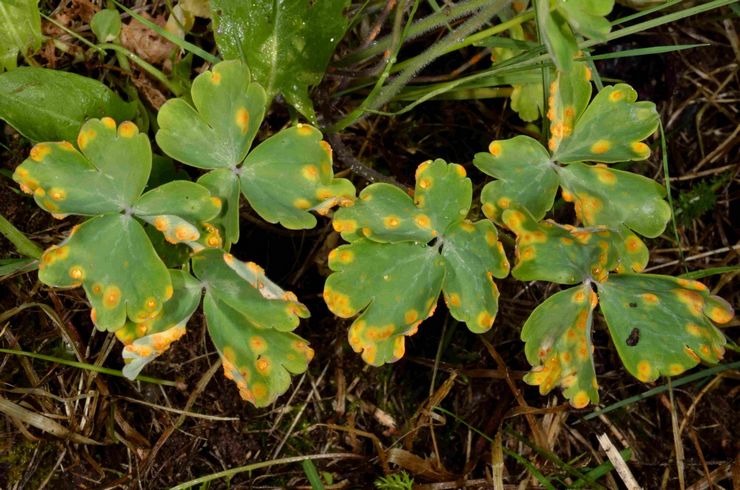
xmin=571 ymin=448 xmax=633 ymax=488
xmin=679 ymin=265 xmax=740 ymax=280
xmin=0 ymin=213 xmax=43 ymax=259
xmin=659 ymin=120 xmax=687 ymax=272
xmin=301 ymin=459 xmax=326 ymax=490
xmin=0 ymin=257 xmax=38 ymax=276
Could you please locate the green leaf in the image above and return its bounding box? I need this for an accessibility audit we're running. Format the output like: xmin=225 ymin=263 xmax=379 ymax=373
xmin=197 ymin=169 xmax=241 ymax=247
xmin=90 ymin=9 xmax=122 ymax=43
xmin=441 ymin=220 xmax=509 ymax=332
xmin=609 ymin=227 xmax=649 ymax=274
xmin=522 ymin=284 xmax=599 ymax=408
xmin=0 ymin=67 xmax=136 ymax=142
xmin=324 ymin=240 xmax=445 ymax=366
xmin=413 ymin=159 xmax=472 ymax=234
xmin=558 ymin=0 xmax=614 ymax=41
xmin=0 ymin=0 xmax=41 ymax=71
xmin=156 ymin=60 xmax=266 ymax=169
xmin=553 ymin=84 xmax=659 ymax=163
xmin=12 ymin=118 xmax=150 ymax=217
xmin=597 ymin=274 xmax=733 ymax=382
xmin=211 ymin=0 xmax=350 ymax=122
xmin=0 ymin=257 xmax=37 ymax=276
xmin=118 ymin=270 xmax=202 ymax=379
xmin=38 ymin=214 xmax=172 ymax=331
xmin=240 ymin=125 xmax=355 ymax=229
xmin=474 ymin=136 xmax=559 ymax=223
xmin=546 ymin=62 xmax=592 ymax=153
xmin=193 ymin=249 xmax=312 ymax=407
xmin=502 ymin=209 xmax=619 ymax=284
xmin=536 ymin=0 xmax=578 ymax=72
xmin=333 ymin=183 xmax=433 ymax=244
xmin=559 ymin=162 xmax=670 ymax=237
xmin=133 ymin=180 xmax=222 ymax=248
xmin=511 ymin=82 xmax=545 ymax=123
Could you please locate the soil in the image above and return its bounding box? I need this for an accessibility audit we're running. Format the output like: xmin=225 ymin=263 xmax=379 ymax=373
xmin=1 ymin=2 xmax=738 ymax=489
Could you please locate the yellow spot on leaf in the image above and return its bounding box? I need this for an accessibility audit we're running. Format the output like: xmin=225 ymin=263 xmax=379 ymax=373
xmin=77 ymin=128 xmax=96 ymax=149
xmin=118 ymin=121 xmax=138 ymax=138
xmin=686 ymin=322 xmax=702 ymax=337
xmin=676 ymin=278 xmax=707 ymax=292
xmin=706 ymin=304 xmax=733 ymax=324
xmin=68 ymin=265 xmax=84 ymax=280
xmin=594 ymin=167 xmax=616 ymax=185
xmin=459 ymin=221 xmax=475 ymax=232
xmin=49 ymin=188 xmax=66 ymax=201
xmin=572 ymin=290 xmax=586 ymax=303
xmin=668 ymin=364 xmax=684 ymax=376
xmin=30 ymin=144 xmax=51 ymax=162
xmin=631 ymin=142 xmax=650 ymax=158
xmin=332 ymin=219 xmax=357 ymax=233
xmin=210 ymin=71 xmax=221 ymax=84
xmin=301 ymin=164 xmax=319 ymax=181
xmin=392 ymin=337 xmax=405 ymax=360
xmin=453 ymin=164 xmax=466 ymax=177
xmin=384 ymin=215 xmax=401 ymax=229
xmin=488 ymin=141 xmax=502 ymax=156
xmin=641 ymin=293 xmax=659 ymax=305
xmin=404 ymin=309 xmax=419 ymax=324
xmin=418 ymin=177 xmax=432 ymax=189
xmin=608 ymin=90 xmax=624 ymax=102
xmin=103 ymin=285 xmax=121 ymax=309
xmin=448 ymin=293 xmax=461 ymax=308
xmin=338 ymin=250 xmax=353 ymax=263
xmin=414 ymin=214 xmax=431 ymax=229
xmin=477 ymin=311 xmax=494 ymax=330
xmin=256 ymin=357 xmax=271 ymax=375
xmin=294 ymin=198 xmax=311 ymax=209
xmin=101 ymin=117 xmax=116 ymax=129
xmin=571 ymin=391 xmax=590 ymax=409
xmin=674 ymin=289 xmax=704 ymax=316
xmin=481 ymin=202 xmax=496 ymax=218
xmin=296 ymin=123 xmax=313 ymax=136
xmin=590 ymin=140 xmax=611 ymax=154
xmin=636 ymin=360 xmax=652 ymax=382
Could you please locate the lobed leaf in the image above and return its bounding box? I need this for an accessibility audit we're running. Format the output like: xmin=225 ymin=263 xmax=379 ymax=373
xmin=324 ymin=240 xmax=445 ymax=366
xmin=211 ymin=0 xmax=350 ymax=122
xmin=553 ymin=84 xmax=659 ymax=164
xmin=558 ymin=0 xmax=614 ymax=41
xmin=193 ymin=249 xmax=312 ymax=407
xmin=156 ymin=60 xmax=266 ymax=169
xmin=546 ymin=62 xmax=592 ymax=153
xmin=118 ymin=270 xmax=202 ymax=379
xmin=13 ymin=118 xmax=150 ymax=217
xmin=197 ymin=169 xmax=241 ymax=247
xmin=522 ymin=284 xmax=599 ymax=408
xmin=0 ymin=0 xmax=42 ymax=72
xmin=240 ymin=124 xmax=355 ymax=229
xmin=441 ymin=220 xmax=509 ymax=332
xmin=536 ymin=0 xmax=578 ymax=72
xmin=474 ymin=136 xmax=559 ymax=223
xmin=597 ymin=274 xmax=733 ymax=382
xmin=502 ymin=209 xmax=619 ymax=284
xmin=38 ymin=214 xmax=171 ymax=331
xmin=559 ymin=162 xmax=670 ymax=238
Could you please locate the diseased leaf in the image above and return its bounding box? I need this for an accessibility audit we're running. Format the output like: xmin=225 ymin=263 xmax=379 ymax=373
xmin=503 ymin=209 xmax=618 ymax=284
xmin=38 ymin=215 xmax=171 ymax=331
xmin=474 ymin=136 xmax=559 ymax=223
xmin=598 ymin=274 xmax=733 ymax=382
xmin=211 ymin=0 xmax=350 ymax=122
xmin=156 ymin=60 xmax=266 ymax=169
xmin=240 ymin=125 xmax=355 ymax=230
xmin=553 ymin=84 xmax=659 ymax=163
xmin=559 ymin=162 xmax=670 ymax=237
xmin=324 ymin=240 xmax=445 ymax=366
xmin=118 ymin=269 xmax=202 ymax=378
xmin=193 ymin=249 xmax=312 ymax=407
xmin=511 ymin=82 xmax=545 ymax=122
xmin=608 ymin=226 xmax=649 ymax=274
xmin=536 ymin=0 xmax=578 ymax=72
xmin=0 ymin=68 xmax=136 ymax=142
xmin=441 ymin=220 xmax=509 ymax=332
xmin=197 ymin=169 xmax=241 ymax=247
xmin=546 ymin=62 xmax=592 ymax=153
xmin=13 ymin=118 xmax=150 ymax=217
xmin=0 ymin=0 xmax=41 ymax=71
xmin=522 ymin=284 xmax=599 ymax=408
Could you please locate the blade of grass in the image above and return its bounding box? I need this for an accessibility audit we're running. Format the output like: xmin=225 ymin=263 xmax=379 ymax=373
xmin=571 ymin=448 xmax=633 ymax=488
xmin=0 ymin=213 xmax=43 ymax=259
xmin=581 ymin=361 xmax=740 ymax=422
xmin=0 ymin=347 xmax=179 ymax=387
xmin=0 ymin=257 xmax=38 ymax=276
xmin=169 ymin=453 xmax=363 ymax=490
xmin=301 ymin=459 xmax=326 ymax=490
xmin=659 ymin=120 xmax=687 ymax=273
xmin=679 ymin=265 xmax=740 ymax=280
xmin=112 ymin=0 xmax=219 ymax=64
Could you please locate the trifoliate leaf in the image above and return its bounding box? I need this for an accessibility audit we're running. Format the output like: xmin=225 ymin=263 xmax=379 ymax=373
xmin=38 ymin=214 xmax=171 ymax=331
xmin=598 ymin=274 xmax=733 ymax=382
xmin=211 ymin=0 xmax=350 ymax=122
xmin=324 ymin=240 xmax=445 ymax=366
xmin=13 ymin=118 xmax=150 ymax=217
xmin=553 ymin=84 xmax=659 ymax=164
xmin=197 ymin=169 xmax=241 ymax=247
xmin=326 ymin=160 xmax=510 ymax=365
xmin=474 ymin=136 xmax=559 ymax=223
xmin=503 ymin=209 xmax=619 ymax=284
xmin=522 ymin=283 xmax=599 ymax=408
xmin=559 ymin=163 xmax=670 ymax=237
xmin=193 ymin=249 xmax=312 ymax=407
xmin=118 ymin=269 xmax=202 ymax=379
xmin=441 ymin=220 xmax=509 ymax=332
xmin=240 ymin=124 xmax=355 ymax=229
xmin=156 ymin=60 xmax=266 ymax=170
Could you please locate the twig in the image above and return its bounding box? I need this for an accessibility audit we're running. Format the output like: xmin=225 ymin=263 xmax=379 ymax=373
xmin=597 ymin=433 xmax=641 ymax=490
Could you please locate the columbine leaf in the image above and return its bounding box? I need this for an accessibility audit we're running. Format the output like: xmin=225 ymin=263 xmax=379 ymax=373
xmin=240 ymin=124 xmax=355 ymax=229
xmin=324 ymin=240 xmax=445 ymax=366
xmin=118 ymin=270 xmax=202 ymax=379
xmin=474 ymin=136 xmax=559 ymax=223
xmin=193 ymin=249 xmax=312 ymax=407
xmin=197 ymin=169 xmax=241 ymax=247
xmin=546 ymin=62 xmax=592 ymax=153
xmin=441 ymin=220 xmax=509 ymax=332
xmin=597 ymin=274 xmax=733 ymax=382
xmin=38 ymin=215 xmax=171 ymax=331
xmin=0 ymin=0 xmax=41 ymax=72
xmin=156 ymin=60 xmax=266 ymax=169
xmin=558 ymin=0 xmax=614 ymax=41
xmin=13 ymin=118 xmax=150 ymax=217
xmin=502 ymin=209 xmax=618 ymax=284
xmin=211 ymin=0 xmax=350 ymax=122
xmin=522 ymin=284 xmax=599 ymax=408
xmin=133 ymin=180 xmax=222 ymax=247
xmin=553 ymin=84 xmax=659 ymax=163
xmin=413 ymin=159 xmax=471 ymax=234
xmin=559 ymin=162 xmax=670 ymax=237
xmin=511 ymin=82 xmax=545 ymax=123
xmin=609 ymin=226 xmax=649 ymax=274
xmin=0 ymin=68 xmax=136 ymax=142
xmin=536 ymin=0 xmax=578 ymax=72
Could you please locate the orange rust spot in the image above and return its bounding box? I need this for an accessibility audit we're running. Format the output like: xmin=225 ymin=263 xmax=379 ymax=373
xmin=332 ymin=219 xmax=357 ymax=233
xmin=256 ymin=357 xmax=271 ymax=375
xmin=30 ymin=144 xmax=51 ymax=162
xmin=404 ymin=309 xmax=419 ymax=324
xmin=631 ymin=141 xmax=649 ymax=157
xmin=676 ymin=278 xmax=708 ymax=292
xmin=210 ymin=71 xmax=222 ymax=84
xmin=103 ymin=285 xmax=121 ymax=308
xmin=641 ymin=293 xmax=659 ymax=305
xmin=235 ymin=108 xmax=250 ymax=133
xmin=594 ymin=167 xmax=616 ymax=185
xmin=488 ymin=141 xmax=502 ymax=156
xmin=296 ymin=124 xmax=313 ymax=136
xmin=118 ymin=121 xmax=138 ymax=138
xmin=706 ymin=305 xmax=733 ymax=324
xmin=418 ymin=177 xmax=432 ymax=189
xmin=686 ymin=323 xmax=702 ymax=337
xmin=302 ymin=164 xmax=319 ymax=181
xmin=497 ymin=197 xmax=511 ymax=209
xmin=481 ymin=202 xmax=496 ymax=218
xmin=636 ymin=360 xmax=652 ymax=382
xmin=590 ymin=140 xmax=611 ymax=154
xmin=414 ymin=214 xmax=431 ymax=229
xmin=101 ymin=117 xmax=116 ymax=129
xmin=68 ymin=265 xmax=84 ymax=280
xmin=49 ymin=188 xmax=66 ymax=201
xmin=571 ymin=391 xmax=590 ymax=409
xmin=448 ymin=293 xmax=461 ymax=308
xmin=384 ymin=216 xmax=401 ymax=229
xmin=477 ymin=311 xmax=494 ymax=330
xmin=674 ymin=289 xmax=704 ymax=316
xmin=453 ymin=164 xmax=466 ymax=177
xmin=294 ymin=198 xmax=312 ymax=209
xmin=668 ymin=364 xmax=684 ymax=376
xmin=572 ymin=290 xmax=586 ymax=303
xmin=609 ymin=90 xmax=624 ymax=102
